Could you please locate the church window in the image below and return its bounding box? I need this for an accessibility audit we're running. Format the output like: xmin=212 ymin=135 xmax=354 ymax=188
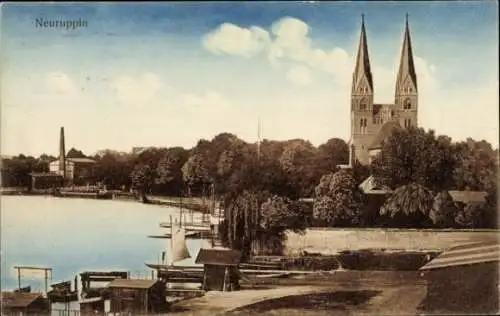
xmin=391 ymin=110 xmax=395 ymax=117
xmin=373 ymin=117 xmax=376 ymax=124
xmin=360 ymin=118 xmax=367 ymax=134
xmin=403 ymin=99 xmax=412 ymax=110
xmin=360 ymin=103 xmax=366 ymax=110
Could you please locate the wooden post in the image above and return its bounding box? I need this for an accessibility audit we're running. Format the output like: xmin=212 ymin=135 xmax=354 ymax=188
xmin=17 ymin=267 xmax=21 ymax=290
xmin=202 ymin=268 xmax=207 ymax=291
xmin=222 ymin=267 xmax=228 ymax=292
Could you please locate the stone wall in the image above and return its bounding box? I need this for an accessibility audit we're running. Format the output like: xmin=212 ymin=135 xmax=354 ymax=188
xmin=284 ymin=228 xmax=499 ymax=255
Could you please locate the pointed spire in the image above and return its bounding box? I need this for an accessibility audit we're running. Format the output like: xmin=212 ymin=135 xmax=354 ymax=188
xmin=396 ymin=13 xmax=417 ymax=93
xmin=352 ymin=14 xmax=373 ymax=92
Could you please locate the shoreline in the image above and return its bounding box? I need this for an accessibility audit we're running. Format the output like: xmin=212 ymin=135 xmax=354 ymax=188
xmin=0 ymin=189 xmax=211 ymax=214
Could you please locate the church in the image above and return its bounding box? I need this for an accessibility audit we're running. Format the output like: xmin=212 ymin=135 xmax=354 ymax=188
xmin=349 ymin=15 xmax=418 ymax=165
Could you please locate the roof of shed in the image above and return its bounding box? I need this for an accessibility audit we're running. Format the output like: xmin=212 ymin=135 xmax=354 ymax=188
xmin=195 ymin=248 xmax=242 ymax=266
xmin=107 ymin=279 xmax=157 ymax=289
xmin=1 ymin=292 xmax=43 ymax=308
xmin=420 ymin=240 xmax=500 ymax=271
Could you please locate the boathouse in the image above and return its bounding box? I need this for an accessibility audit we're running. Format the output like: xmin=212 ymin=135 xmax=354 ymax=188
xmin=419 ymin=240 xmax=499 ymax=314
xmin=48 ymin=280 xmax=80 ymax=315
xmin=107 ymin=279 xmax=168 ymax=315
xmin=196 ymin=248 xmax=242 ymax=292
xmin=1 ymin=292 xmax=50 ymax=315
xmin=29 ymin=172 xmax=64 ymax=191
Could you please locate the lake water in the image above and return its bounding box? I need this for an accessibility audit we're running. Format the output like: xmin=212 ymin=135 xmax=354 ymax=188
xmin=1 ymin=196 xmax=210 ymax=291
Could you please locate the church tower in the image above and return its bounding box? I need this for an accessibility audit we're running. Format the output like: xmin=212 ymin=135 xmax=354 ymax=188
xmin=350 ymin=15 xmax=374 ymax=165
xmin=395 ymin=15 xmax=418 ymax=128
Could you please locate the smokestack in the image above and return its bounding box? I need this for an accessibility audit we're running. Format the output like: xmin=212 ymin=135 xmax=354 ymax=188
xmin=59 ymin=127 xmax=66 ymax=179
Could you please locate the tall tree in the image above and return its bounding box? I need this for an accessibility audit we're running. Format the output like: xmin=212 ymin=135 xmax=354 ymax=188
xmin=131 ymin=164 xmax=155 ymax=201
xmin=453 ymin=138 xmax=498 ymax=193
xmin=371 ymin=127 xmax=457 ymax=192
xmin=156 ymin=147 xmax=189 ymax=196
xmin=279 ymin=139 xmax=319 ymax=198
xmin=181 ymin=153 xmax=211 ymax=196
xmin=316 ymin=138 xmax=349 ymax=174
xmin=313 ymin=169 xmax=364 ymax=226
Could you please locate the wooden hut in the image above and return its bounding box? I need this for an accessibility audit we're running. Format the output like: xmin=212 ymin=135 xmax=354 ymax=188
xmin=195 ymin=248 xmax=242 ymax=292
xmin=419 ymin=240 xmax=499 ymax=314
xmin=106 ymin=279 xmax=168 ymax=315
xmin=1 ymin=292 xmax=50 ymax=316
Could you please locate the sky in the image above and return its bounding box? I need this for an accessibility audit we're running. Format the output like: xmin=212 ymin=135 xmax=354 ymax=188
xmin=1 ymin=2 xmax=498 ymax=157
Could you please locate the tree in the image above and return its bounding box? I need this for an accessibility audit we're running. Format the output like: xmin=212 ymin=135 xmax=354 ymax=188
xmin=430 ymin=191 xmax=459 ymax=228
xmin=66 ymin=148 xmax=86 ymax=158
xmin=313 ymin=169 xmax=364 ymax=226
xmin=131 ymin=164 xmax=155 ymax=201
xmin=453 ymin=138 xmax=498 ymax=192
xmin=279 ymin=139 xmax=319 ymax=198
xmin=156 ymin=147 xmax=189 ymax=196
xmin=181 ymin=153 xmax=211 ymax=196
xmin=316 ymin=138 xmax=349 ymax=174
xmin=380 ymin=183 xmax=434 ymax=227
xmin=93 ymin=151 xmax=133 ymax=190
xmin=371 ymin=127 xmax=457 ymax=192
xmin=260 ymin=195 xmax=308 ymax=233
xmin=221 ymin=190 xmax=266 ymax=259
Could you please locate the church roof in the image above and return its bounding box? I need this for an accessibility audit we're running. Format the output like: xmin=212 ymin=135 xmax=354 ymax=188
xmin=395 ymin=15 xmax=418 ymax=92
xmin=368 ymin=120 xmax=402 ymax=150
xmin=352 ymin=15 xmax=373 ymax=91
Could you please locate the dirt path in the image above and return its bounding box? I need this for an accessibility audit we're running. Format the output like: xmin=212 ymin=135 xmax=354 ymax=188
xmin=169 ymin=286 xmax=323 ymax=316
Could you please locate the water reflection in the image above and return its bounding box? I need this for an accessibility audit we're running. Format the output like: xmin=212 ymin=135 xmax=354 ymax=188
xmin=1 ymin=196 xmax=210 ymax=291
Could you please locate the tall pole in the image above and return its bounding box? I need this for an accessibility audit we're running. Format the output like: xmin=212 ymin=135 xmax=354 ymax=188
xmin=17 ymin=267 xmax=21 ymax=290
xmin=44 ymin=269 xmax=49 ymax=294
xmin=257 ymin=117 xmax=261 ymax=162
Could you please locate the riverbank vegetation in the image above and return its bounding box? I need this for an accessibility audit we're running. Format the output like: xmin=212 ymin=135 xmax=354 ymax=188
xmin=2 ymin=129 xmax=498 ymax=239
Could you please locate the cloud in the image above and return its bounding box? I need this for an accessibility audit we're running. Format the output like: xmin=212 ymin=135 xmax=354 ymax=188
xmin=178 ymin=91 xmax=230 ymax=109
xmin=203 ymin=23 xmax=271 ymax=57
xmin=45 ymin=72 xmax=77 ymax=96
xmin=287 ymin=65 xmax=313 ymax=86
xmin=203 ymin=17 xmax=439 ymax=99
xmin=111 ymin=73 xmax=163 ymax=107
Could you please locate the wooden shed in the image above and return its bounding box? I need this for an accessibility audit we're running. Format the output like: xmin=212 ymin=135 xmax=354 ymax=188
xmin=195 ymin=248 xmax=242 ymax=292
xmin=1 ymin=292 xmax=50 ymax=316
xmin=419 ymin=240 xmax=499 ymax=314
xmin=106 ymin=279 xmax=168 ymax=315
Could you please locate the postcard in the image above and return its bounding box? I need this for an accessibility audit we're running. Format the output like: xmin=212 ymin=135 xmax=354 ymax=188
xmin=1 ymin=2 xmax=498 ymax=315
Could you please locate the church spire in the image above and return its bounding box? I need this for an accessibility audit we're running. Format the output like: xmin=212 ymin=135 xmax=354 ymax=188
xmin=352 ymin=14 xmax=373 ymax=93
xmin=396 ymin=14 xmax=417 ymax=93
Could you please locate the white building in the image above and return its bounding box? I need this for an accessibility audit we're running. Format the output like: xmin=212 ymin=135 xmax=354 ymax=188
xmin=49 ymin=157 xmax=96 ymax=183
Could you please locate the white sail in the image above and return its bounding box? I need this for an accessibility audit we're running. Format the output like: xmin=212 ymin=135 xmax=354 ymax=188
xmin=167 ymin=223 xmax=191 ymax=265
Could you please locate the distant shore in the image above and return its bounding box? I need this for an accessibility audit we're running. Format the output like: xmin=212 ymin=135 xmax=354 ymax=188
xmin=0 ymin=187 xmax=214 ymax=213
